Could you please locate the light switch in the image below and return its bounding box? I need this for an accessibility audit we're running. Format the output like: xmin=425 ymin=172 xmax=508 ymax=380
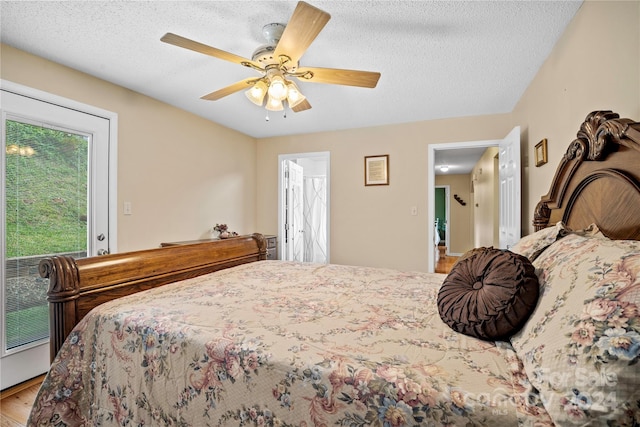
xmin=124 ymin=201 xmax=132 ymax=215
xmin=411 ymin=206 xmax=418 ymax=216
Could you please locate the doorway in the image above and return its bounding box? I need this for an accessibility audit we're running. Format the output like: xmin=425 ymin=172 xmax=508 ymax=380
xmin=427 ymin=127 xmax=521 ymax=272
xmin=278 ymin=152 xmax=330 ymax=264
xmin=1 ymin=81 xmax=117 ymax=389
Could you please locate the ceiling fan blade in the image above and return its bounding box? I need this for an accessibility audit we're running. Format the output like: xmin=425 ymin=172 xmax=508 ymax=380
xmin=161 ymin=32 xmax=263 ymax=70
xmin=200 ymin=78 xmax=258 ymax=101
xmin=273 ymin=2 xmax=330 ymax=65
xmin=295 ymin=66 xmax=381 ymax=88
xmin=291 ymin=99 xmax=312 ymax=112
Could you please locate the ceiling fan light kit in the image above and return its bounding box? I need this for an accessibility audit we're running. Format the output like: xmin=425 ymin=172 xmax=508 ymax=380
xmin=285 ymin=81 xmax=306 ymax=108
xmin=266 ymin=71 xmax=288 ymax=101
xmin=266 ymin=94 xmax=284 ymax=112
xmin=160 ymin=1 xmax=380 ymax=116
xmin=245 ymin=80 xmax=269 ymax=106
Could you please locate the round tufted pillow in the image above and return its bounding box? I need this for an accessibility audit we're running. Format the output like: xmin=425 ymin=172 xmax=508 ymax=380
xmin=437 ymin=247 xmax=539 ymax=341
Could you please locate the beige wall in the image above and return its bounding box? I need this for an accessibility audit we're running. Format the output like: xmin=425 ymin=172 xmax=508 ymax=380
xmin=256 ymin=116 xmax=514 ymax=271
xmin=1 ymin=44 xmax=257 ymax=252
xmin=513 ymin=0 xmax=640 ymax=232
xmin=435 ymin=174 xmax=473 ymax=255
xmin=2 ymin=1 xmax=637 ymax=271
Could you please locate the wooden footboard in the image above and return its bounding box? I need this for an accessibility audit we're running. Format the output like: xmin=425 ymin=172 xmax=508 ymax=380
xmin=39 ymin=233 xmax=267 ymax=361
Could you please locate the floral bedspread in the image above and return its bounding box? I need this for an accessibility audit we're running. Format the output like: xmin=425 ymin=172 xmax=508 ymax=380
xmin=28 ymin=261 xmax=552 ymax=426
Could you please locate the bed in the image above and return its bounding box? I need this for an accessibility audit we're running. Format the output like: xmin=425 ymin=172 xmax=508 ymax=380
xmin=28 ymin=110 xmax=640 ymax=426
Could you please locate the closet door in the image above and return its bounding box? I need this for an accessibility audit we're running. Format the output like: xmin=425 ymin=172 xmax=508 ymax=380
xmin=284 ymin=160 xmax=305 ymax=262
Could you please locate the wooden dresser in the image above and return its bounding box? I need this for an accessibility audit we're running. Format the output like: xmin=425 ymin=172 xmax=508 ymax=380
xmin=264 ymin=235 xmax=277 ymax=260
xmin=161 ymin=235 xmax=278 ymax=260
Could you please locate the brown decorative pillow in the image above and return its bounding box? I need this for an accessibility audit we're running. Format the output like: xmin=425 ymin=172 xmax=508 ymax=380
xmin=437 ymin=247 xmax=539 ymax=341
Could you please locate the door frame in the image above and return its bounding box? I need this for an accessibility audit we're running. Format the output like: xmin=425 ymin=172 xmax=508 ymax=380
xmin=428 ymin=139 xmax=501 ymax=272
xmin=278 ymin=151 xmax=330 ymax=263
xmin=0 ymin=80 xmax=118 ymax=389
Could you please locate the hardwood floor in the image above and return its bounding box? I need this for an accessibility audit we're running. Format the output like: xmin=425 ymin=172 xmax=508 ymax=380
xmin=435 ymin=245 xmax=458 ymax=274
xmin=0 ymin=376 xmax=43 ymax=427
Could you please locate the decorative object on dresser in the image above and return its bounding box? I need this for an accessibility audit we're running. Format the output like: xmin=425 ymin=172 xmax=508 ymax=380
xmin=212 ymin=223 xmax=238 ymax=238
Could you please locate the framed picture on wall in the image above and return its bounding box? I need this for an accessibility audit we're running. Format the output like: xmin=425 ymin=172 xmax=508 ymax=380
xmin=535 ymin=139 xmax=548 ymax=167
xmin=364 ymin=155 xmax=389 ymax=186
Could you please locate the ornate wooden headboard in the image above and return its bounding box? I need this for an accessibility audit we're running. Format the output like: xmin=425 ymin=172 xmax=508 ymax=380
xmin=533 ymin=110 xmax=640 ymax=240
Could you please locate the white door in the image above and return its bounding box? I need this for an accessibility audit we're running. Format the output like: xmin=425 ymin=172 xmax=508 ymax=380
xmin=284 ymin=160 xmax=305 ymax=262
xmin=1 ymin=85 xmax=115 ymax=388
xmin=498 ymin=126 xmax=521 ymax=249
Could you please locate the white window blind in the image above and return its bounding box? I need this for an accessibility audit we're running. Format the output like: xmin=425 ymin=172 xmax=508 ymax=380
xmin=4 ymin=119 xmax=88 ymax=350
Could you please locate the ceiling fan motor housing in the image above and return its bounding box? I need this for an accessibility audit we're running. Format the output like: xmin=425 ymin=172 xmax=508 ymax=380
xmin=262 ymin=23 xmax=285 ymax=44
xmin=252 ymin=23 xmax=288 ymax=66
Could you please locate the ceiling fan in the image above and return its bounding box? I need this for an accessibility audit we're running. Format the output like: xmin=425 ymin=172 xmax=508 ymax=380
xmin=160 ymin=1 xmax=381 ymax=113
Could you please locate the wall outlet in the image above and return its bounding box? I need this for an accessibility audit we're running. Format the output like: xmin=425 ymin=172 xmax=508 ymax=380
xmin=124 ymin=201 xmax=132 ymax=215
xmin=411 ymin=206 xmax=418 ymax=216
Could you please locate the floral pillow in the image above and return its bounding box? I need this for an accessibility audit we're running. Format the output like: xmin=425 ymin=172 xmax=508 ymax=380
xmin=510 ymin=233 xmax=640 ymax=425
xmin=510 ymin=221 xmax=602 ymax=261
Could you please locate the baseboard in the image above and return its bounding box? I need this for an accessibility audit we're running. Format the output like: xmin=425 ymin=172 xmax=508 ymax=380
xmin=0 ymin=374 xmax=45 ymax=399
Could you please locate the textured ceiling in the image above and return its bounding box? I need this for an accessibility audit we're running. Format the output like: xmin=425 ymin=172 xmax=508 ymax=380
xmin=1 ymin=1 xmax=582 ymax=140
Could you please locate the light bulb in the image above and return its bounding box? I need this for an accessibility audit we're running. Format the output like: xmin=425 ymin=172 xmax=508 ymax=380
xmin=286 ymin=81 xmax=306 ymax=108
xmin=268 ymin=75 xmax=288 ymax=101
xmin=265 ymin=94 xmax=284 ymax=111
xmin=245 ymin=80 xmax=268 ymax=106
